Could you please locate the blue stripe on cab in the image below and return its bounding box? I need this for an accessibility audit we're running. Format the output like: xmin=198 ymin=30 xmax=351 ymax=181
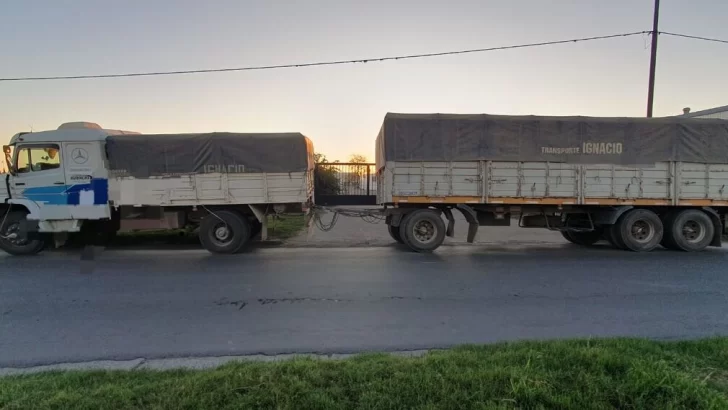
xmin=22 ymin=178 xmax=109 ymax=206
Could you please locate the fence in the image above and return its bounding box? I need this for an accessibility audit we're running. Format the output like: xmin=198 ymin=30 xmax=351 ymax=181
xmin=314 ymin=162 xmax=377 ymax=206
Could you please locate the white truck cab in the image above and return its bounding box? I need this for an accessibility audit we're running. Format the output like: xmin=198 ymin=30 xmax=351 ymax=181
xmin=1 ymin=123 xmax=135 ymax=254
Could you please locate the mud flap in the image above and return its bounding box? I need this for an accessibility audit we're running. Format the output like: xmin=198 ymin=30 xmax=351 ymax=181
xmin=248 ymin=204 xmax=269 ymax=241
xmin=456 ymin=204 xmax=479 ymax=243
xmin=701 ymin=207 xmax=723 ymax=247
xmin=442 ymin=208 xmax=455 ymax=237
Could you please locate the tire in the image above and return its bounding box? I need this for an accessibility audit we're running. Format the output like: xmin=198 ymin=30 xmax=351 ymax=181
xmin=399 ymin=209 xmax=446 ymax=252
xmin=561 ymin=230 xmax=576 ymax=244
xmin=615 ymin=209 xmax=663 ymax=252
xmin=660 ymin=211 xmax=680 ymax=250
xmin=562 ymin=229 xmax=603 ymax=246
xmin=398 ymin=212 xmax=413 ymax=251
xmin=198 ymin=210 xmax=251 ymax=254
xmin=602 ymin=226 xmax=617 ymax=248
xmin=388 ymin=224 xmax=404 ymax=244
xmin=665 ymin=209 xmax=714 ymax=252
xmin=603 ymin=224 xmax=626 ymax=250
xmin=0 ymin=212 xmax=45 ymax=256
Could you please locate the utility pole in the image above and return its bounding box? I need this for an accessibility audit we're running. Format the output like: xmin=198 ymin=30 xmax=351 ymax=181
xmin=646 ymin=0 xmax=660 ymax=117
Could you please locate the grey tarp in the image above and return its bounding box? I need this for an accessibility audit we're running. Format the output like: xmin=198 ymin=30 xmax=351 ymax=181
xmin=376 ymin=113 xmax=728 ymax=168
xmin=106 ymin=132 xmax=314 ymax=177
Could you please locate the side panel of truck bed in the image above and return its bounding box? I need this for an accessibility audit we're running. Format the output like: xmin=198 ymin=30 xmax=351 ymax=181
xmin=109 ymin=171 xmax=313 ymax=206
xmin=378 ymin=161 xmax=728 ymax=207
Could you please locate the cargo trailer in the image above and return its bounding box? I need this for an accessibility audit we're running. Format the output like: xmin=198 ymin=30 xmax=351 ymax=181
xmin=375 ymin=113 xmax=728 ymax=252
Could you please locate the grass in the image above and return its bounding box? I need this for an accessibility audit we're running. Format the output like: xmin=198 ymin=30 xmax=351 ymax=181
xmin=2 ymin=338 xmax=728 ymax=409
xmin=266 ymin=213 xmax=307 ymax=240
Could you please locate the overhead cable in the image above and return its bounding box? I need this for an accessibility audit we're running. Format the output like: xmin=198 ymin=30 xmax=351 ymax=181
xmin=0 ymin=31 xmax=650 ymax=82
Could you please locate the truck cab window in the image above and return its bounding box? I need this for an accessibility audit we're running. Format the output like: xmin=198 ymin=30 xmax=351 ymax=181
xmin=15 ymin=145 xmax=61 ymax=173
xmin=15 ymin=148 xmax=31 ymax=174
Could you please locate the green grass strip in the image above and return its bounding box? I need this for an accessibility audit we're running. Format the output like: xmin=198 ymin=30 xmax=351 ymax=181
xmin=2 ymin=338 xmax=728 ymax=409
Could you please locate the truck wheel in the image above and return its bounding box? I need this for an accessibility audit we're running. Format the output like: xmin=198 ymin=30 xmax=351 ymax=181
xmin=399 ymin=209 xmax=446 ymax=252
xmin=615 ymin=209 xmax=663 ymax=252
xmin=604 ymin=223 xmax=628 ymax=250
xmin=665 ymin=209 xmax=714 ymax=252
xmin=562 ymin=229 xmax=603 ymax=246
xmin=0 ymin=212 xmax=45 ymax=256
xmin=388 ymin=224 xmax=404 ymax=244
xmin=660 ymin=211 xmax=680 ymax=250
xmin=199 ymin=210 xmax=251 ymax=254
xmin=603 ymin=226 xmax=620 ymax=249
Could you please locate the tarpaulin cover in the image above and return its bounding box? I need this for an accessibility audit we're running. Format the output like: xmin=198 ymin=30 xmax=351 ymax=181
xmin=106 ymin=133 xmax=314 ymax=177
xmin=376 ymin=113 xmax=728 ymax=168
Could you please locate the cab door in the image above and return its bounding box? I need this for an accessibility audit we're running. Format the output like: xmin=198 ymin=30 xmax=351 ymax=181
xmin=12 ymin=143 xmax=72 ymax=220
xmin=62 ymin=141 xmax=110 ymax=220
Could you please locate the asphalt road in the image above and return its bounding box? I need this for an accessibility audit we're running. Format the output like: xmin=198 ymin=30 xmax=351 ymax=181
xmin=2 ymin=244 xmax=728 ymax=368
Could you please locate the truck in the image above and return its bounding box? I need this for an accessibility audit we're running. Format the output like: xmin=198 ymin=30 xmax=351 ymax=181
xmin=3 ymin=113 xmax=728 ymax=256
xmin=375 ymin=113 xmax=728 ymax=253
xmin=1 ymin=122 xmax=314 ymax=255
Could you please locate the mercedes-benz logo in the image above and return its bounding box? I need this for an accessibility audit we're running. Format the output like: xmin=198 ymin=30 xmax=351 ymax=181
xmin=71 ymin=148 xmax=89 ymax=164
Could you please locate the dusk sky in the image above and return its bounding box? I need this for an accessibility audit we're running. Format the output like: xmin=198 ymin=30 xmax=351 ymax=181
xmin=1 ymin=0 xmax=726 ymax=161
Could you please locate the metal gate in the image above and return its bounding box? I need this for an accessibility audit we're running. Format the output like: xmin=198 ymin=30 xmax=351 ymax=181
xmin=314 ymin=163 xmax=377 ymax=206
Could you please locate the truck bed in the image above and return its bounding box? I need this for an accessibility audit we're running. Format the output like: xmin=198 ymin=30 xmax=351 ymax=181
xmin=109 ymin=171 xmax=313 ymax=206
xmin=378 ymin=161 xmax=728 ymax=207
xmin=105 ymin=131 xmax=315 ymax=207
xmin=375 ymin=113 xmax=728 ymax=207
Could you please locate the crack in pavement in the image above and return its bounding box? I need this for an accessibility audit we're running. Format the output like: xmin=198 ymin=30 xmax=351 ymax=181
xmin=258 ymin=297 xmax=352 ymax=305
xmin=131 ymin=358 xmax=147 ymax=370
xmin=210 ymin=290 xmax=725 ymax=310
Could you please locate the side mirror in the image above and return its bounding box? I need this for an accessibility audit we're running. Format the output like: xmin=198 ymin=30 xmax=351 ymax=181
xmin=2 ymin=145 xmax=14 ymax=175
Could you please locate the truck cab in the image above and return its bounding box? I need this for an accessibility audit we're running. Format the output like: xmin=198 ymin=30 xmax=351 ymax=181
xmin=1 ymin=122 xmax=126 ymax=255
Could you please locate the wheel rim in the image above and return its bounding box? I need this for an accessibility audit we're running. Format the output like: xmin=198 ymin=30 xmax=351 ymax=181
xmin=2 ymin=222 xmax=28 ymax=246
xmin=412 ymin=219 xmax=436 ymax=244
xmin=211 ymin=223 xmax=233 ymax=246
xmin=630 ymin=219 xmax=654 ymax=243
xmin=681 ymin=220 xmax=705 ymax=244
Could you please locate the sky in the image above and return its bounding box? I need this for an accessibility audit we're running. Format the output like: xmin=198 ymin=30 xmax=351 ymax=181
xmin=1 ymin=0 xmax=726 ymax=161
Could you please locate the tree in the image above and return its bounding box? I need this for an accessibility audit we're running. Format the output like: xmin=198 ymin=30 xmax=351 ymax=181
xmin=346 ymin=154 xmax=370 ymax=193
xmin=313 ymin=152 xmax=340 ymax=195
xmin=348 ymin=154 xmax=368 ymax=164
xmin=313 ymin=152 xmax=327 ymax=163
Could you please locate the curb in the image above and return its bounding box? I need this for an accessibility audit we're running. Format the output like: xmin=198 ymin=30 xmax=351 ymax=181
xmin=0 ymin=350 xmax=433 ymax=376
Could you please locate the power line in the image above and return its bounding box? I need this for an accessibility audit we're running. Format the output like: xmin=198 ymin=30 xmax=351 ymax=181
xmin=0 ymin=31 xmax=649 ymax=82
xmin=659 ymin=31 xmax=728 ymax=45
